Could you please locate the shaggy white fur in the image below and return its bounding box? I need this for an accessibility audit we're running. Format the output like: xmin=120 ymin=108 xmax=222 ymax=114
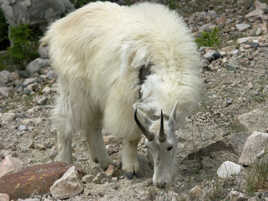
xmin=41 ymin=1 xmax=202 ymax=186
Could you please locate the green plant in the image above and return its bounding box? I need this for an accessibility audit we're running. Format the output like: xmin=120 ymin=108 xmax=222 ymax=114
xmin=7 ymin=24 xmax=39 ymax=68
xmin=0 ymin=9 xmax=9 ymax=50
xmin=70 ymin=0 xmax=94 ymax=8
xmin=195 ymin=27 xmax=221 ymax=48
xmin=246 ymin=157 xmax=268 ymax=194
xmin=168 ymin=0 xmax=176 ymax=9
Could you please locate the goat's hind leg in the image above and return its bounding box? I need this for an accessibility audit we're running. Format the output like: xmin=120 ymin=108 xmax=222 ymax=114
xmin=85 ymin=122 xmax=112 ymax=170
xmin=53 ymin=101 xmax=73 ymax=164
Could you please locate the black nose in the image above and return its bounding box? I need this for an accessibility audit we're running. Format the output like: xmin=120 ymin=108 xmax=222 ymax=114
xmin=157 ymin=182 xmax=166 ymax=188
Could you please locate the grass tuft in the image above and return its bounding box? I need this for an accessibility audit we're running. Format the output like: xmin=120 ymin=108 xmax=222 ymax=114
xmin=195 ymin=27 xmax=221 ymax=48
xmin=246 ymin=157 xmax=268 ymax=194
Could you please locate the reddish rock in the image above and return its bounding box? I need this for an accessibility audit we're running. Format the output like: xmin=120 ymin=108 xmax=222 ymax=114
xmin=0 ymin=162 xmax=71 ymax=200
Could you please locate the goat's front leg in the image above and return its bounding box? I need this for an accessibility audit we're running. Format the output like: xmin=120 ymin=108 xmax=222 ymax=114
xmin=86 ymin=128 xmax=112 ymax=170
xmin=121 ymin=138 xmax=140 ymax=179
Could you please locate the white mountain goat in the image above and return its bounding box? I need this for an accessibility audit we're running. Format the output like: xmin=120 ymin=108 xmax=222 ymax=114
xmin=41 ymin=1 xmax=202 ymax=188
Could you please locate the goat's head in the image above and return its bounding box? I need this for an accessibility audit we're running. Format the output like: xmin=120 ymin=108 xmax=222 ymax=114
xmin=134 ymin=103 xmax=178 ymax=188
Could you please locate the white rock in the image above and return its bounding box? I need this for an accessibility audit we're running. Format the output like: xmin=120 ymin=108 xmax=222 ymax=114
xmin=50 ymin=166 xmax=83 ymax=199
xmin=256 ymin=27 xmax=263 ymax=35
xmin=18 ymin=125 xmax=27 ymax=131
xmin=225 ymin=190 xmax=248 ymax=201
xmin=239 ymin=131 xmax=268 ymax=166
xmin=217 ymin=161 xmax=242 ymax=178
xmin=203 ymin=50 xmax=221 ymax=61
xmin=37 ymin=96 xmax=48 ymax=105
xmin=42 ymin=86 xmax=51 ymax=94
xmin=231 ymin=49 xmax=239 ymax=55
xmin=236 ymin=24 xmax=250 ymax=31
xmin=0 ymin=193 xmax=10 ymax=201
xmin=0 ymin=156 xmax=23 ymax=178
xmin=237 ymin=37 xmax=250 ymax=44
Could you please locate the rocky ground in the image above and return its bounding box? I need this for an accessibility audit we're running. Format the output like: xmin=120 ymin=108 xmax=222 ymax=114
xmin=0 ymin=0 xmax=268 ymax=201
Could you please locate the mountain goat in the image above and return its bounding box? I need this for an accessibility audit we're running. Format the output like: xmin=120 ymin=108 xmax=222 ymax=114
xmin=41 ymin=1 xmax=202 ymax=188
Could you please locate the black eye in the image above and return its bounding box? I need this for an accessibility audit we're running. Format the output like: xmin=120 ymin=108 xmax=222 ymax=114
xmin=167 ymin=146 xmax=173 ymax=151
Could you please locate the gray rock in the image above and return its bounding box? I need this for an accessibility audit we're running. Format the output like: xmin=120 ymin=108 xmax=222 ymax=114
xmin=82 ymin=174 xmax=94 ymax=183
xmin=239 ymin=131 xmax=268 ymax=166
xmin=236 ymin=23 xmax=251 ymax=31
xmin=248 ymin=42 xmax=259 ymax=48
xmin=0 ymin=70 xmax=11 ymax=86
xmin=199 ymin=23 xmax=216 ymax=32
xmin=0 ymin=87 xmax=10 ymax=97
xmin=217 ymin=161 xmax=242 ymax=178
xmin=38 ymin=44 xmax=49 ymax=59
xmin=50 ymin=166 xmax=83 ymax=199
xmin=238 ymin=107 xmax=268 ymax=133
xmin=17 ymin=70 xmax=30 ymax=78
xmin=26 ymin=58 xmax=50 ymax=74
xmin=0 ymin=0 xmax=74 ymax=28
xmin=176 ymin=116 xmax=225 ymax=159
xmin=26 ymin=82 xmax=38 ymax=92
xmin=22 ymin=78 xmax=37 ymax=87
xmin=1 ymin=112 xmax=16 ymax=123
xmin=47 ymin=70 xmax=57 ymax=80
xmin=93 ymin=172 xmax=108 ymax=184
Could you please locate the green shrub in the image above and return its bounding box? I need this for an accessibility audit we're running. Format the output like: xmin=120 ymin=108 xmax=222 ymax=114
xmin=70 ymin=0 xmax=94 ymax=8
xmin=195 ymin=27 xmax=221 ymax=48
xmin=168 ymin=0 xmax=176 ymax=9
xmin=0 ymin=9 xmax=9 ymax=50
xmin=7 ymin=24 xmax=39 ymax=68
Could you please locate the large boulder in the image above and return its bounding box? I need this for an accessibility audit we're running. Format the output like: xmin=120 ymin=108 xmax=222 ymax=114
xmin=239 ymin=131 xmax=268 ymax=166
xmin=0 ymin=0 xmax=74 ymax=30
xmin=238 ymin=107 xmax=268 ymax=133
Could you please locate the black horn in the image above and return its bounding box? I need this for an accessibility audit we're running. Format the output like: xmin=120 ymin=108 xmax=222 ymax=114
xmin=159 ymin=110 xmax=166 ymax=142
xmin=134 ymin=109 xmax=154 ymax=141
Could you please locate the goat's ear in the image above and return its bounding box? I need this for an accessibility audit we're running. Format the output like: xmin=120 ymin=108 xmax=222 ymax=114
xmin=120 ymin=43 xmax=149 ymax=75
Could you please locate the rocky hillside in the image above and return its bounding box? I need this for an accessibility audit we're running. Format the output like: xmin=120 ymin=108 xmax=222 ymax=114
xmin=0 ymin=0 xmax=268 ymax=201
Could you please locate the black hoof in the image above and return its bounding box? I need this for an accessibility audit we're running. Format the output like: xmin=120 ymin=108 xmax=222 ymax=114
xmin=125 ymin=172 xmax=134 ymax=179
xmin=125 ymin=171 xmax=140 ymax=179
